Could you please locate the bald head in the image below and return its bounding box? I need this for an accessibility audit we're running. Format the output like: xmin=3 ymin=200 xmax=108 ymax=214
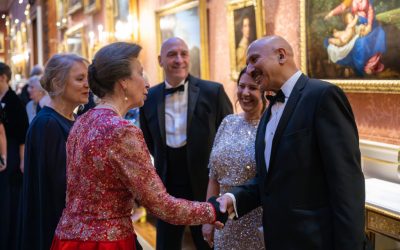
xmin=246 ymin=35 xmax=298 ymax=91
xmin=158 ymin=37 xmax=190 ymax=86
xmin=248 ymin=35 xmax=294 ymax=59
xmin=160 ymin=37 xmax=189 ymax=56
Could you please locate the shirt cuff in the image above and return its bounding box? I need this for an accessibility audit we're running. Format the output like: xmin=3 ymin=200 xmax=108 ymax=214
xmin=225 ymin=193 xmax=239 ymax=219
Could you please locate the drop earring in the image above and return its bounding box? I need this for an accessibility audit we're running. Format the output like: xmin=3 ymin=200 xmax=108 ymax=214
xmin=123 ymin=87 xmax=128 ymax=101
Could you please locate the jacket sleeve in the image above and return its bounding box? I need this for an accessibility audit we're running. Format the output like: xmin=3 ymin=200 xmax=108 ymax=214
xmin=316 ymin=85 xmax=365 ymax=250
xmin=229 ymin=174 xmax=261 ymax=218
xmin=109 ymin=125 xmax=216 ymax=225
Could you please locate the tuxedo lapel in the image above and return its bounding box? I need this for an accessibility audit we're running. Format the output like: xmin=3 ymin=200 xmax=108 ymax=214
xmin=267 ymin=74 xmax=308 ymax=176
xmin=157 ymin=83 xmax=166 ymax=144
xmin=187 ymin=76 xmax=200 ymax=131
xmin=256 ymin=111 xmax=269 ymax=178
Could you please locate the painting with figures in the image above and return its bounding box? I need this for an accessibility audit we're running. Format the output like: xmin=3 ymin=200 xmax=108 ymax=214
xmin=304 ymin=0 xmax=400 ymax=80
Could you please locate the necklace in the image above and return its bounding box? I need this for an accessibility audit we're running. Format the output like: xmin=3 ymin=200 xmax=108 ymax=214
xmin=100 ymin=102 xmax=122 ymax=117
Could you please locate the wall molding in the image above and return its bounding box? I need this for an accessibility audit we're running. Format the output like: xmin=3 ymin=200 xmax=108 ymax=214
xmin=360 ymin=139 xmax=400 ymax=184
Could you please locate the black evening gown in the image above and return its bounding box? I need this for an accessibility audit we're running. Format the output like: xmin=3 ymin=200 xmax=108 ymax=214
xmin=19 ymin=106 xmax=74 ymax=250
xmin=0 ymin=88 xmax=29 ymax=250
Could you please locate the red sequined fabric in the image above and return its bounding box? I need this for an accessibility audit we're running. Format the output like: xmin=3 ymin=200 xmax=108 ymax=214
xmin=54 ymin=108 xmax=216 ymax=242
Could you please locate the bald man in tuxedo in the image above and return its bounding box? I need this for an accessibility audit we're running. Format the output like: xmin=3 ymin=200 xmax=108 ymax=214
xmin=140 ymin=37 xmax=232 ymax=250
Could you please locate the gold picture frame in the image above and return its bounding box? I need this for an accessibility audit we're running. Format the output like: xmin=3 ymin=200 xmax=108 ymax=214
xmin=67 ymin=0 xmax=83 ymax=15
xmin=227 ymin=0 xmax=265 ymax=80
xmin=64 ymin=23 xmax=87 ymax=58
xmin=56 ymin=0 xmax=68 ymax=29
xmin=0 ymin=32 xmax=4 ymax=53
xmin=156 ymin=0 xmax=209 ymax=81
xmin=84 ymin=0 xmax=101 ymax=14
xmin=300 ymin=0 xmax=400 ymax=93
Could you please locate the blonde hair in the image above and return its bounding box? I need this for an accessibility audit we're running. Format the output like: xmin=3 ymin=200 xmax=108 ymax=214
xmin=41 ymin=53 xmax=88 ymax=97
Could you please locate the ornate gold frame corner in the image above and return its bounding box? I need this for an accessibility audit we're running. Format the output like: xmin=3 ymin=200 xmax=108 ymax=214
xmin=84 ymin=0 xmax=101 ymax=14
xmin=299 ymin=0 xmax=400 ymax=94
xmin=227 ymin=0 xmax=265 ymax=81
xmin=156 ymin=0 xmax=209 ymax=82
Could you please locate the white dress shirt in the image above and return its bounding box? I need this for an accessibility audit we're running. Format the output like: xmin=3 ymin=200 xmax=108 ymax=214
xmin=264 ymin=70 xmax=301 ymax=171
xmin=165 ymin=79 xmax=188 ymax=148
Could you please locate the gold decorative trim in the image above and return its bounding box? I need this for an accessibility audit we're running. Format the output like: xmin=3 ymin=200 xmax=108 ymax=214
xmin=84 ymin=0 xmax=101 ymax=14
xmin=227 ymin=0 xmax=265 ymax=80
xmin=156 ymin=0 xmax=209 ymax=81
xmin=366 ymin=209 xmax=400 ymax=240
xmin=299 ymin=0 xmax=400 ymax=94
xmin=366 ymin=204 xmax=400 ymax=220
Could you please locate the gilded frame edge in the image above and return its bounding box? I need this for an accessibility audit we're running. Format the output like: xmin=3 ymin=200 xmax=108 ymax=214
xmin=84 ymin=0 xmax=101 ymax=14
xmin=299 ymin=0 xmax=400 ymax=94
xmin=0 ymin=32 xmax=5 ymax=53
xmin=155 ymin=0 xmax=209 ymax=82
xmin=56 ymin=0 xmax=68 ymax=29
xmin=64 ymin=23 xmax=88 ymax=59
xmin=227 ymin=0 xmax=265 ymax=81
xmin=67 ymin=0 xmax=83 ymax=15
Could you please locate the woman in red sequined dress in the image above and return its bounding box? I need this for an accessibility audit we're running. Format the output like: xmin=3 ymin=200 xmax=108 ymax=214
xmin=51 ymin=42 xmax=226 ymax=250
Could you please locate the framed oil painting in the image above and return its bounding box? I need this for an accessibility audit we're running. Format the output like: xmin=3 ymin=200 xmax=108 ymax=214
xmin=67 ymin=0 xmax=83 ymax=15
xmin=301 ymin=0 xmax=400 ymax=93
xmin=65 ymin=24 xmax=87 ymax=58
xmin=227 ymin=0 xmax=265 ymax=80
xmin=156 ymin=0 xmax=209 ymax=80
xmin=84 ymin=0 xmax=100 ymax=14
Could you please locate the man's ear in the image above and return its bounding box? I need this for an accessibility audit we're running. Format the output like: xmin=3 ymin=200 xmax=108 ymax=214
xmin=277 ymin=48 xmax=287 ymax=63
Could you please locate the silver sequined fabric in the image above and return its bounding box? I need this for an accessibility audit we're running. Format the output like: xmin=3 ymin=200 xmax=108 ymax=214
xmin=209 ymin=114 xmax=264 ymax=250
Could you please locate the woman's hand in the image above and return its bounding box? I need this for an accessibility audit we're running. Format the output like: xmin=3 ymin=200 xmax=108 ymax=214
xmin=202 ymin=224 xmax=215 ymax=248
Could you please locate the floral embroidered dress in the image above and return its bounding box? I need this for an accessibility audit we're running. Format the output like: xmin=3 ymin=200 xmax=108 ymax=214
xmin=209 ymin=114 xmax=264 ymax=250
xmin=52 ymin=108 xmax=216 ymax=250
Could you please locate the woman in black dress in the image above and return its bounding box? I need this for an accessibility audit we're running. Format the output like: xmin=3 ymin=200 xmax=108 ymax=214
xmin=0 ymin=62 xmax=29 ymax=250
xmin=18 ymin=54 xmax=89 ymax=250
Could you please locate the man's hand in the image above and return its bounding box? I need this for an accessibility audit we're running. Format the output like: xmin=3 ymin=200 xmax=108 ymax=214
xmin=217 ymin=194 xmax=234 ymax=215
xmin=208 ymin=196 xmax=228 ymax=225
xmin=202 ymin=224 xmax=214 ymax=248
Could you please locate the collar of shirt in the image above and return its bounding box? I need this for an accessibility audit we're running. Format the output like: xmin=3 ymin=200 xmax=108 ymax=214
xmin=280 ymin=70 xmax=302 ymax=100
xmin=165 ymin=79 xmax=187 ymax=89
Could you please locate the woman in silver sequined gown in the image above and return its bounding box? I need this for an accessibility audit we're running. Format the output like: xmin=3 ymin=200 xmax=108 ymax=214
xmin=202 ymin=69 xmax=266 ymax=250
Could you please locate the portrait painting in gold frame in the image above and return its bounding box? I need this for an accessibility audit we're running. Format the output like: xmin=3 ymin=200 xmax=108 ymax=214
xmin=227 ymin=0 xmax=265 ymax=80
xmin=156 ymin=0 xmax=209 ymax=81
xmin=300 ymin=0 xmax=400 ymax=93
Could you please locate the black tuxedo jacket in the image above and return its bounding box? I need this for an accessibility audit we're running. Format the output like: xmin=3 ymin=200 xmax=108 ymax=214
xmin=231 ymin=74 xmax=366 ymax=250
xmin=140 ymin=75 xmax=232 ymax=201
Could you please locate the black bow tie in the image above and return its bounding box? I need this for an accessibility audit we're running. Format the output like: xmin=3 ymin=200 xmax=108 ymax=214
xmin=164 ymin=85 xmax=185 ymax=96
xmin=266 ymin=90 xmax=285 ymax=105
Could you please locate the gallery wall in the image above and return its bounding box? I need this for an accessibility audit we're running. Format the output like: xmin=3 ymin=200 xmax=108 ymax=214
xmin=138 ymin=0 xmax=399 ymax=145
